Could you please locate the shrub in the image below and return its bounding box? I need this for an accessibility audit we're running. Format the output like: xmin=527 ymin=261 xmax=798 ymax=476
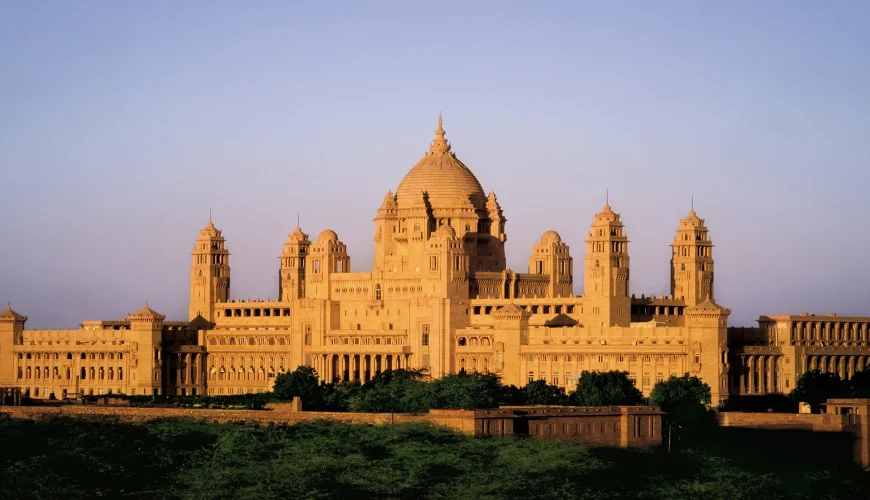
xmin=650 ymin=374 xmax=711 ymax=425
xmin=571 ymin=370 xmax=644 ymax=406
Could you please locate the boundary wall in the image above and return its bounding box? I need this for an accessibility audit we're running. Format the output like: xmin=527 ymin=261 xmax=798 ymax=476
xmin=0 ymin=404 xmax=664 ymax=449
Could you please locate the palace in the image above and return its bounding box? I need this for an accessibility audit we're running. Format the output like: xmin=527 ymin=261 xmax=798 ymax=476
xmin=2 ymin=117 xmax=869 ymax=406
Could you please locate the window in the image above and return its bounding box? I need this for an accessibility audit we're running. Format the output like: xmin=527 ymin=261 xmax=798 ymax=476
xmin=430 ymin=256 xmax=438 ymax=271
xmin=314 ymin=259 xmax=320 ymax=273
xmin=375 ymin=284 xmax=382 ymax=301
xmin=421 ymin=324 xmax=430 ymax=346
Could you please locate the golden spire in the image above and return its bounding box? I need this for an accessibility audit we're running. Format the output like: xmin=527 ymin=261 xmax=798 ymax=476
xmin=429 ymin=114 xmax=451 ymax=154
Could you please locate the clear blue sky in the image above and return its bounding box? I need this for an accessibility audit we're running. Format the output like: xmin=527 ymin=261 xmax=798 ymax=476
xmin=1 ymin=1 xmax=868 ymax=328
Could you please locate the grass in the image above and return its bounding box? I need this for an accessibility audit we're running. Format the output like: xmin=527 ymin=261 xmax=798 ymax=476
xmin=0 ymin=417 xmax=867 ymax=499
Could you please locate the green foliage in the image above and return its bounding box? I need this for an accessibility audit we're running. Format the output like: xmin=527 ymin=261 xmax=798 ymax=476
xmin=792 ymin=370 xmax=849 ymax=412
xmin=650 ymin=374 xmax=711 ymax=425
xmin=272 ymin=365 xmax=323 ymax=408
xmin=523 ymin=380 xmax=567 ymax=405
xmin=571 ymin=371 xmax=644 ymax=406
xmin=348 ymin=370 xmax=425 ymax=413
xmin=430 ymin=371 xmax=504 ymax=410
xmin=79 ymin=392 xmax=271 ymax=410
xmin=2 ymin=417 xmax=868 ymax=499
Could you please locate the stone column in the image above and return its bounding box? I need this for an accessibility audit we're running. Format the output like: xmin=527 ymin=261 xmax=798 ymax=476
xmin=748 ymin=355 xmax=756 ymax=394
xmin=764 ymin=356 xmax=776 ymax=394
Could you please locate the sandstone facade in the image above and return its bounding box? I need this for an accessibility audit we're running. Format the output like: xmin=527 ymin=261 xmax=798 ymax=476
xmin=2 ymin=117 xmax=868 ymax=405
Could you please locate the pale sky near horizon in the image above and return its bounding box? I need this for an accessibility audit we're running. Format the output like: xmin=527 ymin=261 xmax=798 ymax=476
xmin=1 ymin=2 xmax=868 ymax=328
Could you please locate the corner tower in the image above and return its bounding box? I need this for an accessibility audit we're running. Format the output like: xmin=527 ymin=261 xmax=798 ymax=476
xmin=584 ymin=203 xmax=630 ymax=327
xmin=0 ymin=303 xmax=26 ymax=385
xmin=279 ymin=225 xmax=311 ymax=301
xmin=671 ymin=209 xmax=714 ymax=306
xmin=189 ymin=221 xmax=230 ymax=322
xmin=128 ymin=302 xmax=165 ymax=396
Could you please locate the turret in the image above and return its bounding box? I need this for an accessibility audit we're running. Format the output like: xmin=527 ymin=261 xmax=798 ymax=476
xmin=279 ymin=226 xmax=311 ymax=301
xmin=583 ymin=203 xmax=631 ymax=327
xmin=128 ymin=302 xmax=165 ymax=396
xmin=671 ymin=209 xmax=715 ymax=306
xmin=189 ymin=221 xmax=230 ymax=322
xmin=529 ymin=230 xmax=573 ymax=298
xmin=479 ymin=191 xmax=507 ymax=271
xmin=426 ymin=224 xmax=469 ymax=299
xmin=306 ymin=229 xmax=350 ymax=300
xmin=685 ymin=300 xmax=731 ymax=406
xmin=0 ymin=303 xmax=26 ymax=385
xmin=372 ymin=190 xmax=401 ymax=273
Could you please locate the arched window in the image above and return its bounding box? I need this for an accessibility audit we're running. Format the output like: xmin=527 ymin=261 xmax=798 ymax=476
xmin=458 ymin=337 xmax=467 ymax=346
xmin=375 ymin=284 xmax=382 ymax=301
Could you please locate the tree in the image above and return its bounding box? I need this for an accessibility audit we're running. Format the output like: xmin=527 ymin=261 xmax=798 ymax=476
xmin=347 ymin=370 xmax=427 ymax=413
xmin=792 ymin=370 xmax=849 ymax=412
xmin=571 ymin=371 xmax=644 ymax=406
xmin=523 ymin=380 xmax=567 ymax=405
xmin=848 ymin=369 xmax=870 ymax=398
xmin=650 ymin=374 xmax=711 ymax=424
xmin=272 ymin=366 xmax=322 ymax=408
xmin=431 ymin=372 xmax=504 ymax=409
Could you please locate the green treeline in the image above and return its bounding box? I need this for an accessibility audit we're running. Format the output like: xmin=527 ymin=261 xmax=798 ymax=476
xmin=1 ymin=417 xmax=867 ymax=499
xmin=271 ymin=367 xmax=686 ymax=412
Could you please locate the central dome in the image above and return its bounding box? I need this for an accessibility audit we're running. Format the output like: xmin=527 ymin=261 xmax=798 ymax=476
xmin=395 ymin=117 xmax=486 ymax=210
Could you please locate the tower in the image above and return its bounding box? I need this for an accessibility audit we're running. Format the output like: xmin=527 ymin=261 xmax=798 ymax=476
xmin=671 ymin=209 xmax=714 ymax=306
xmin=481 ymin=191 xmax=508 ymax=272
xmin=279 ymin=225 xmax=311 ymax=301
xmin=425 ymin=224 xmax=469 ymax=299
xmin=0 ymin=303 xmax=26 ymax=385
xmin=306 ymin=229 xmax=350 ymax=300
xmin=584 ymin=203 xmax=631 ymax=327
xmin=189 ymin=221 xmax=230 ymax=322
xmin=128 ymin=302 xmax=165 ymax=396
xmin=529 ymin=230 xmax=573 ymax=298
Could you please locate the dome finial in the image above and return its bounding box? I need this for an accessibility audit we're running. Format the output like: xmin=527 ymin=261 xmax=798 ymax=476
xmin=430 ymin=114 xmax=450 ymax=153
